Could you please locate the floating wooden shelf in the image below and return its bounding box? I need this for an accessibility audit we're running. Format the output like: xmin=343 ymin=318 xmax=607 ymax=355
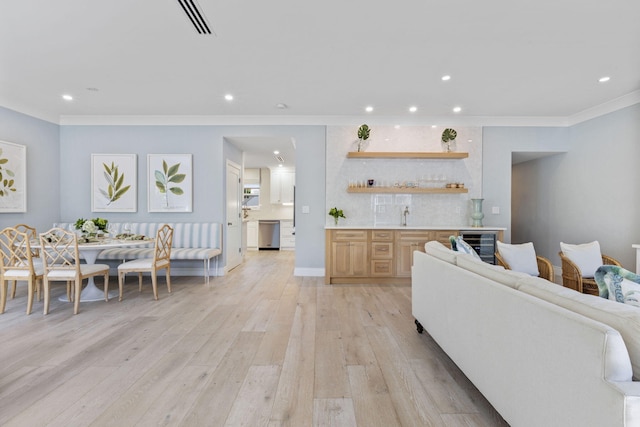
xmin=347 ymin=151 xmax=468 ymax=159
xmin=347 ymin=186 xmax=468 ymax=194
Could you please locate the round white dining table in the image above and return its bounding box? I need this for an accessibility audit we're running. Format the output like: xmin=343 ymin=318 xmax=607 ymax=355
xmin=34 ymin=238 xmax=153 ymax=302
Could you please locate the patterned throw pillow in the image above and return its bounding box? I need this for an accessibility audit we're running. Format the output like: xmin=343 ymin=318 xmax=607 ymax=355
xmin=594 ymin=265 xmax=640 ymax=307
xmin=453 ymin=236 xmax=482 ymax=261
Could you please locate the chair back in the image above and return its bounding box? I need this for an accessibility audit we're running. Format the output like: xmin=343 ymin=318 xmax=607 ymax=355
xmin=0 ymin=227 xmax=37 ymax=276
xmin=39 ymin=228 xmax=81 ymax=275
xmin=154 ymin=224 xmax=173 ymax=265
xmin=13 ymin=224 xmax=39 ymax=257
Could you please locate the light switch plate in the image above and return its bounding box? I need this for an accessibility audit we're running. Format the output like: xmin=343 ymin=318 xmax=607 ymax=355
xmin=302 ymin=205 xmax=310 ymax=214
xmin=492 ymin=206 xmax=500 ymax=214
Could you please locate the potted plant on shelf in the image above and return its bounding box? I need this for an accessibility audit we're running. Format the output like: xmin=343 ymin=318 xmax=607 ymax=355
xmin=357 ymin=124 xmax=370 ymax=152
xmin=441 ymin=128 xmax=457 ymax=152
xmin=328 ymin=207 xmax=346 ymax=225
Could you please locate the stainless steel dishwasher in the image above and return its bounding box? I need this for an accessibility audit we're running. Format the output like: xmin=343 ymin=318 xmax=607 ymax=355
xmin=258 ymin=220 xmax=280 ymax=250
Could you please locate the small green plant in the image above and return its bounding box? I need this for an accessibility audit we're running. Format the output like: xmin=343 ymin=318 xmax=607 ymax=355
xmin=441 ymin=128 xmax=457 ymax=143
xmin=329 ymin=207 xmax=346 ymax=225
xmin=441 ymin=128 xmax=457 ymax=152
xmin=74 ymin=217 xmax=109 ymax=233
xmin=357 ymin=124 xmax=370 ymax=140
xmin=357 ymin=124 xmax=371 ymax=152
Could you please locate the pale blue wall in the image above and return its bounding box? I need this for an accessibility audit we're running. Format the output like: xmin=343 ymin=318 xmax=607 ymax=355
xmin=3 ymin=103 xmax=638 ymax=273
xmin=510 ymin=104 xmax=640 ymax=268
xmin=482 ymin=126 xmax=569 ymax=242
xmin=0 ymin=107 xmax=59 ymax=232
xmin=58 ymin=124 xmax=326 ymax=272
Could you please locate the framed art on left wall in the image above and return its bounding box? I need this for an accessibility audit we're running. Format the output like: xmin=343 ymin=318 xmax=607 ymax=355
xmin=91 ymin=154 xmax=137 ymax=212
xmin=0 ymin=141 xmax=27 ymax=213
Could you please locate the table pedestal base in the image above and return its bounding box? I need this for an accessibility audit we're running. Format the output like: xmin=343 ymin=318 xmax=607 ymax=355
xmin=58 ymin=278 xmax=118 ymax=302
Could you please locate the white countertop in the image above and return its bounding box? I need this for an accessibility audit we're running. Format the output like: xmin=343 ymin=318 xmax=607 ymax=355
xmin=324 ymin=225 xmax=506 ymax=230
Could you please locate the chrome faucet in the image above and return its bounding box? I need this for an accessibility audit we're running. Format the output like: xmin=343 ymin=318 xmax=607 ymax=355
xmin=402 ymin=206 xmax=410 ymax=226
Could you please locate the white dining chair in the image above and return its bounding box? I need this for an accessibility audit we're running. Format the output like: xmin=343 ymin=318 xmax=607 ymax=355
xmin=39 ymin=227 xmax=110 ymax=314
xmin=118 ymin=224 xmax=173 ymax=301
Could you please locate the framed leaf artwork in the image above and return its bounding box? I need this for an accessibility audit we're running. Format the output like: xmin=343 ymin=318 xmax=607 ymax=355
xmin=147 ymin=154 xmax=193 ymax=212
xmin=0 ymin=140 xmax=27 ymax=213
xmin=91 ymin=154 xmax=137 ymax=212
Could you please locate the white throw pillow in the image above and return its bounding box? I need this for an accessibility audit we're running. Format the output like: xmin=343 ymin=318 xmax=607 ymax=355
xmin=496 ymin=241 xmax=539 ymax=276
xmin=560 ymin=241 xmax=602 ymax=278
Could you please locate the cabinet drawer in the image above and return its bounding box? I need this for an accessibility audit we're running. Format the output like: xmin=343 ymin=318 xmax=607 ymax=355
xmin=371 ymin=230 xmax=393 ymax=241
xmin=396 ymin=230 xmax=432 ymax=242
xmin=370 ymin=260 xmax=394 ymax=277
xmin=371 ymin=242 xmax=393 ymax=259
xmin=332 ymin=230 xmax=368 ymax=241
xmin=433 ymin=230 xmax=457 ymax=245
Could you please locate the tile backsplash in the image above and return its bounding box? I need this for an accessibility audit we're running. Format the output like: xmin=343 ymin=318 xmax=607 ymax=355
xmin=326 ymin=125 xmax=483 ymax=227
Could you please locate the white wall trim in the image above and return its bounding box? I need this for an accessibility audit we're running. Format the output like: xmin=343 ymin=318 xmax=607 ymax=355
xmin=567 ymin=90 xmax=640 ymax=126
xmin=52 ymin=92 xmax=639 ymax=127
xmin=294 ymin=267 xmax=325 ymax=277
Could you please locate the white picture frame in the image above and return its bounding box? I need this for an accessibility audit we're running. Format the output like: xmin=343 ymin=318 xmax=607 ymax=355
xmin=91 ymin=154 xmax=137 ymax=212
xmin=0 ymin=141 xmax=27 ymax=213
xmin=147 ymin=154 xmax=193 ymax=212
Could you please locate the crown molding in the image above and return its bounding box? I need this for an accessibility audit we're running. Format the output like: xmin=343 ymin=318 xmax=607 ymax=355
xmin=567 ymin=90 xmax=640 ymax=126
xmin=11 ymin=90 xmax=640 ymax=127
xmin=58 ymin=114 xmax=570 ymax=127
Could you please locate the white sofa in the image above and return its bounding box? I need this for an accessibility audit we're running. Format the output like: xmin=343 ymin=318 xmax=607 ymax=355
xmin=412 ymin=242 xmax=640 ymax=427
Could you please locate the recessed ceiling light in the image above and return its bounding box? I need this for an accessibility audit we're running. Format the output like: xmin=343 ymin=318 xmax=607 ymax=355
xmin=365 ymin=106 xmax=374 ymax=113
xmin=62 ymin=94 xmax=73 ymax=101
xmin=278 ymin=164 xmax=283 ymax=167
xmin=598 ymin=76 xmax=611 ymax=83
xmin=394 ymin=125 xmax=400 ymax=129
xmin=431 ymin=125 xmax=437 ymax=128
xmin=273 ymin=150 xmax=279 ymax=155
xmin=453 ymin=106 xmax=462 ymax=113
xmin=275 ymin=103 xmax=288 ymax=109
xmin=409 ymin=106 xmax=417 ymax=113
xmin=441 ymin=75 xmax=451 ymax=81
xmin=224 ymin=94 xmax=234 ymax=101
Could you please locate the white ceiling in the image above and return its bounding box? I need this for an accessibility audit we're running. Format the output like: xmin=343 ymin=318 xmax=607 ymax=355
xmin=1 ymin=1 xmax=639 ymax=167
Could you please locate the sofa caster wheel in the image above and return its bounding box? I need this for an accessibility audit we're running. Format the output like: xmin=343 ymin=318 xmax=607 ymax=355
xmin=415 ymin=319 xmax=424 ymax=334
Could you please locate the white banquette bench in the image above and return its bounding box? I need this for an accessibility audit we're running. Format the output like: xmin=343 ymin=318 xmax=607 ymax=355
xmin=56 ymin=222 xmax=222 ymax=280
xmin=412 ymin=242 xmax=640 ymax=427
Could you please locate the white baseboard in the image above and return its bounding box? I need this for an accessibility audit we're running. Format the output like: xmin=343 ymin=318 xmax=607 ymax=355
xmin=294 ymin=267 xmax=325 ymax=277
xmin=108 ymin=266 xmax=224 ymax=277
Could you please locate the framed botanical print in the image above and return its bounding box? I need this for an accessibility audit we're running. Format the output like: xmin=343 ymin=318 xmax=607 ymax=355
xmin=0 ymin=141 xmax=27 ymax=212
xmin=91 ymin=154 xmax=137 ymax=212
xmin=147 ymin=154 xmax=193 ymax=212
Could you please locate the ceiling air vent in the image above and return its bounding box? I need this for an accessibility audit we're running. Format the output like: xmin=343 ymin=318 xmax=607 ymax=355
xmin=274 ymin=154 xmax=285 ymax=163
xmin=176 ymin=0 xmax=213 ymax=35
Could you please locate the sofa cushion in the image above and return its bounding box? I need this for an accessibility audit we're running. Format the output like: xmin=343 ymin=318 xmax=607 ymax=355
xmin=560 ymin=240 xmax=602 ymax=278
xmin=517 ymin=275 xmax=640 ymax=379
xmin=456 ymin=254 xmax=529 ymax=289
xmin=424 ymin=241 xmax=457 ymax=264
xmin=496 ymin=241 xmax=539 ymax=276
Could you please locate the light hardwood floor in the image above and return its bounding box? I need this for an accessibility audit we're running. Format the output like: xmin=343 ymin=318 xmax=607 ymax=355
xmin=0 ymin=251 xmax=508 ymax=426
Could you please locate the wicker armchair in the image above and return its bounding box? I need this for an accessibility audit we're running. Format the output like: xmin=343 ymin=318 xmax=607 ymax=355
xmin=558 ymin=252 xmax=621 ymax=295
xmin=494 ymin=251 xmax=554 ymax=282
